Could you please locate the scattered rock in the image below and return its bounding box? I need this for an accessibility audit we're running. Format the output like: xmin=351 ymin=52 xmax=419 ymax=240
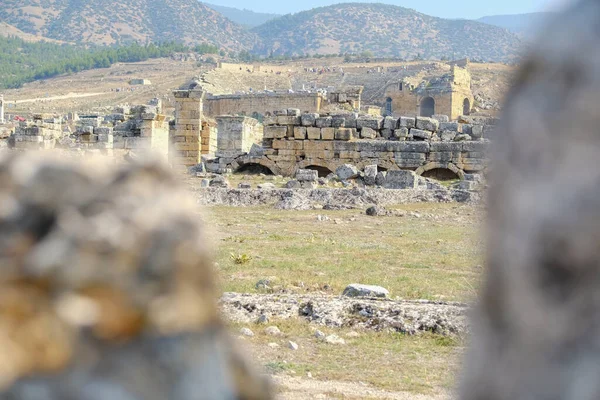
xmin=296 ymin=169 xmax=318 ymax=182
xmin=288 ymin=341 xmax=299 ymax=351
xmin=267 ymin=342 xmax=280 ymax=349
xmin=285 ymin=180 xmax=301 ymax=189
xmin=325 ymin=335 xmax=346 ymax=345
xmin=346 ymin=331 xmax=361 ymax=338
xmin=314 ymin=330 xmax=326 ymax=340
xmin=257 ymin=183 xmax=276 ymax=189
xmin=336 ymin=164 xmax=359 ymax=180
xmin=238 ymin=182 xmax=252 ymax=189
xmin=257 ymin=314 xmax=269 ymax=324
xmin=366 ymin=206 xmax=387 ymax=216
xmin=342 ymin=284 xmax=390 ymax=299
xmin=265 ymin=326 xmax=281 ymax=336
xmin=240 ymin=327 xmax=255 ymax=337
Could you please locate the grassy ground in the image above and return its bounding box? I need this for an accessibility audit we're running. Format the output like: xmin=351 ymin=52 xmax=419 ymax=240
xmin=235 ymin=319 xmax=463 ymax=396
xmin=201 ymin=202 xmax=482 ymax=398
xmin=204 ymin=203 xmax=483 ymax=302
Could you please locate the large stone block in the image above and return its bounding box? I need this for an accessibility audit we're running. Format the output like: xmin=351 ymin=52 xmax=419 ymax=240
xmin=331 ymin=117 xmax=346 ymax=128
xmin=432 ymin=114 xmax=450 ymax=123
xmin=277 ymin=116 xmax=301 ymax=125
xmin=307 ymin=127 xmax=321 ymax=140
xmin=383 ymin=116 xmax=398 ymax=130
xmin=336 ymin=164 xmax=359 ymax=180
xmin=264 ymin=126 xmax=287 ymax=139
xmin=397 ymin=142 xmax=430 ymax=153
xmin=294 ymin=126 xmax=307 ymax=140
xmin=301 ymin=113 xmax=319 ymax=127
xmin=360 ymin=127 xmax=377 ymax=139
xmin=321 ymin=128 xmax=335 ymax=140
xmin=335 ymin=128 xmax=357 ymax=141
xmin=411 ymin=129 xmax=432 ymax=140
xmin=415 ymin=117 xmax=439 ymax=132
xmin=382 ymin=170 xmax=418 ymax=189
xmin=296 ymin=169 xmax=318 ymax=182
xmin=399 ymin=116 xmax=416 ymax=129
xmin=439 ymin=122 xmax=460 ymax=132
xmin=315 ymin=117 xmax=332 ymax=128
xmin=356 ymin=117 xmax=382 ymax=130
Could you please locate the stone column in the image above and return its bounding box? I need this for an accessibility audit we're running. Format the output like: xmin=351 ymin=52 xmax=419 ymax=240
xmin=169 ymin=88 xmax=204 ymax=168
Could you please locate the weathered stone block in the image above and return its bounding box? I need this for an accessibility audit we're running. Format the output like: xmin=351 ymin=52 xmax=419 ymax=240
xmin=356 ymin=117 xmax=382 ymax=130
xmin=399 ymin=116 xmax=416 ymax=129
xmin=462 ymin=141 xmax=490 ymax=152
xmin=335 ymin=128 xmax=357 ymax=141
xmin=296 ymin=169 xmax=318 ymax=182
xmin=301 ymin=113 xmax=319 ymax=127
xmin=264 ymin=126 xmax=287 ymax=139
xmin=415 ymin=117 xmax=439 ymax=132
xmin=336 ymin=164 xmax=359 ymax=180
xmin=364 ymin=165 xmax=378 ymax=185
xmin=383 ymin=116 xmax=398 ymax=130
xmin=432 ymin=114 xmax=450 ymax=123
xmin=342 ymin=284 xmax=389 ymax=298
xmin=430 ymin=142 xmax=463 ymax=152
xmin=287 ymin=108 xmax=301 ymax=117
xmin=411 ymin=129 xmax=433 ymax=140
xmin=277 ymin=116 xmax=301 ymax=125
xmin=315 ymin=117 xmax=332 ymax=128
xmin=331 ymin=117 xmax=346 ymax=128
xmin=321 ymin=128 xmax=335 ymax=140
xmin=360 ymin=127 xmax=377 ymax=139
xmin=307 ymin=127 xmax=321 ymax=140
xmin=294 ymin=126 xmax=307 ymax=140
xmin=393 ymin=128 xmax=409 ymax=140
xmin=274 ymin=109 xmax=288 ymax=116
xmin=383 ymin=170 xmax=418 ymax=189
xmin=439 ymin=122 xmax=460 ymax=132
xmin=471 ymin=125 xmax=484 ymax=139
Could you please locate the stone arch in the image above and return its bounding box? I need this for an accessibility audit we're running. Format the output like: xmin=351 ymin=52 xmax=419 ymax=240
xmin=415 ymin=162 xmax=465 ymax=180
xmin=463 ymin=98 xmax=471 ymax=116
xmin=231 ymin=156 xmax=282 ymax=176
xmin=420 ymin=97 xmax=435 ymax=118
xmin=357 ymin=159 xmax=398 ymax=172
xmin=304 ymin=165 xmax=334 ymax=178
xmin=297 ymin=160 xmax=337 ymax=177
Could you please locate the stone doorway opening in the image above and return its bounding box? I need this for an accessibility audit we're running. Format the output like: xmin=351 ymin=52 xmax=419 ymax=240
xmin=305 ymin=165 xmax=333 ymax=178
xmin=236 ymin=163 xmax=274 ymax=175
xmin=463 ymin=98 xmax=471 ymax=115
xmin=420 ymin=97 xmax=435 ymax=117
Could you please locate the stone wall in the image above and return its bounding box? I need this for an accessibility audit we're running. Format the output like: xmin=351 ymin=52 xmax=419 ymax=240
xmin=204 ymin=92 xmax=324 ymax=118
xmin=0 ymin=95 xmax=4 ymax=124
xmin=169 ymin=88 xmax=205 ymax=167
xmin=208 ymin=111 xmax=492 ymax=178
xmin=215 ymin=116 xmax=263 ymax=159
xmin=13 ymin=115 xmax=63 ymax=150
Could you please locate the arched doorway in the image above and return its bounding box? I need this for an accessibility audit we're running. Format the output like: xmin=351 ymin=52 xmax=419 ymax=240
xmin=463 ymin=98 xmax=471 ymax=116
xmin=384 ymin=97 xmax=393 ymax=116
xmin=420 ymin=97 xmax=435 ymax=117
xmin=236 ymin=163 xmax=274 ymax=175
xmin=422 ymin=168 xmax=460 ymax=181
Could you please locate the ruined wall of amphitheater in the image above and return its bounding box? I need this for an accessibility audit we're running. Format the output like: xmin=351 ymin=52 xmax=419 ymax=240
xmin=204 ymin=93 xmax=324 ymax=118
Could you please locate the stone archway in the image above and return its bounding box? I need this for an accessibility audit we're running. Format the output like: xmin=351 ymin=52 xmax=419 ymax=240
xmin=304 ymin=165 xmax=334 ymax=178
xmin=415 ymin=162 xmax=465 ymax=180
xmin=297 ymin=160 xmax=337 ymax=177
xmin=420 ymin=97 xmax=435 ymax=117
xmin=463 ymin=98 xmax=471 ymax=116
xmin=232 ymin=156 xmax=282 ymax=176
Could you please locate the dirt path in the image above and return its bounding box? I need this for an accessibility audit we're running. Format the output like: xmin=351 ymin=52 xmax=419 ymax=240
xmin=14 ymin=92 xmax=105 ymax=104
xmin=273 ymin=376 xmax=450 ymax=400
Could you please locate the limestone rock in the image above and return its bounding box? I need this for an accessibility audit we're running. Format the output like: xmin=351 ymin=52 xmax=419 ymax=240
xmin=296 ymin=169 xmax=318 ymax=182
xmin=264 ymin=326 xmax=281 ymax=336
xmin=336 ymin=164 xmax=359 ymax=180
xmin=411 ymin=128 xmax=433 ymax=140
xmin=325 ymin=335 xmax=346 ymax=345
xmin=285 ymin=179 xmax=301 ymax=189
xmin=301 ymin=113 xmax=318 ymax=127
xmin=364 ymin=165 xmax=378 ymax=186
xmin=382 ymin=170 xmax=418 ymax=189
xmin=288 ymin=341 xmax=299 ymax=351
xmin=240 ymin=327 xmax=255 ymax=337
xmin=257 ymin=183 xmax=276 ymax=190
xmin=342 ymin=284 xmax=390 ymax=298
xmin=399 ymin=116 xmax=416 ymax=129
xmin=360 ymin=127 xmax=377 ymax=139
xmin=415 ymin=116 xmax=439 ymax=132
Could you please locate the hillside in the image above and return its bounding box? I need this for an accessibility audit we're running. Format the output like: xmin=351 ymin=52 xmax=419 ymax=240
xmin=253 ymin=3 xmax=524 ymax=62
xmin=204 ymin=3 xmax=281 ymax=27
xmin=0 ymin=0 xmax=258 ymax=50
xmin=477 ymin=12 xmax=552 ymax=37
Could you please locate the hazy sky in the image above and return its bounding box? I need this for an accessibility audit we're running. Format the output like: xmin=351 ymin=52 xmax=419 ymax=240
xmin=205 ymin=0 xmax=574 ymax=19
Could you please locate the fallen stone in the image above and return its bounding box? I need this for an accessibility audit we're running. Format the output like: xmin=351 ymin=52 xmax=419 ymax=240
xmin=382 ymin=170 xmax=418 ymax=189
xmin=265 ymin=326 xmax=281 ymax=336
xmin=238 ymin=182 xmax=252 ymax=189
xmin=257 ymin=183 xmax=276 ymax=189
xmin=240 ymin=327 xmax=255 ymax=337
xmin=288 ymin=341 xmax=299 ymax=351
xmin=296 ymin=169 xmax=318 ymax=182
xmin=285 ymin=180 xmax=301 ymax=189
xmin=360 ymin=127 xmax=377 ymax=139
xmin=336 ymin=164 xmax=359 ymax=180
xmin=314 ymin=330 xmax=326 ymax=340
xmin=364 ymin=165 xmax=378 ymax=186
xmin=257 ymin=314 xmax=270 ymax=324
xmin=325 ymin=335 xmax=346 ymax=345
xmin=342 ymin=284 xmax=390 ymax=299
xmin=416 ymin=116 xmax=439 ymax=132
xmin=366 ymin=206 xmax=387 ymax=216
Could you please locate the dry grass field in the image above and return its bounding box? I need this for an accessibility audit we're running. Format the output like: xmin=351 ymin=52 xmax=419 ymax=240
xmin=200 ymin=202 xmax=484 ymax=399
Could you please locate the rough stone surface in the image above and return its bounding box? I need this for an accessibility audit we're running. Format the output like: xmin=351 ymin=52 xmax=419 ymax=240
xmin=461 ymin=2 xmax=600 ymax=399
xmin=296 ymin=169 xmax=319 ymax=182
xmin=221 ymin=293 xmax=467 ymax=336
xmin=382 ymin=170 xmax=418 ymax=189
xmin=415 ymin=117 xmax=439 ymax=132
xmin=0 ymin=153 xmax=271 ymax=399
xmin=336 ymin=164 xmax=359 ymax=180
xmin=342 ymin=284 xmax=390 ymax=299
